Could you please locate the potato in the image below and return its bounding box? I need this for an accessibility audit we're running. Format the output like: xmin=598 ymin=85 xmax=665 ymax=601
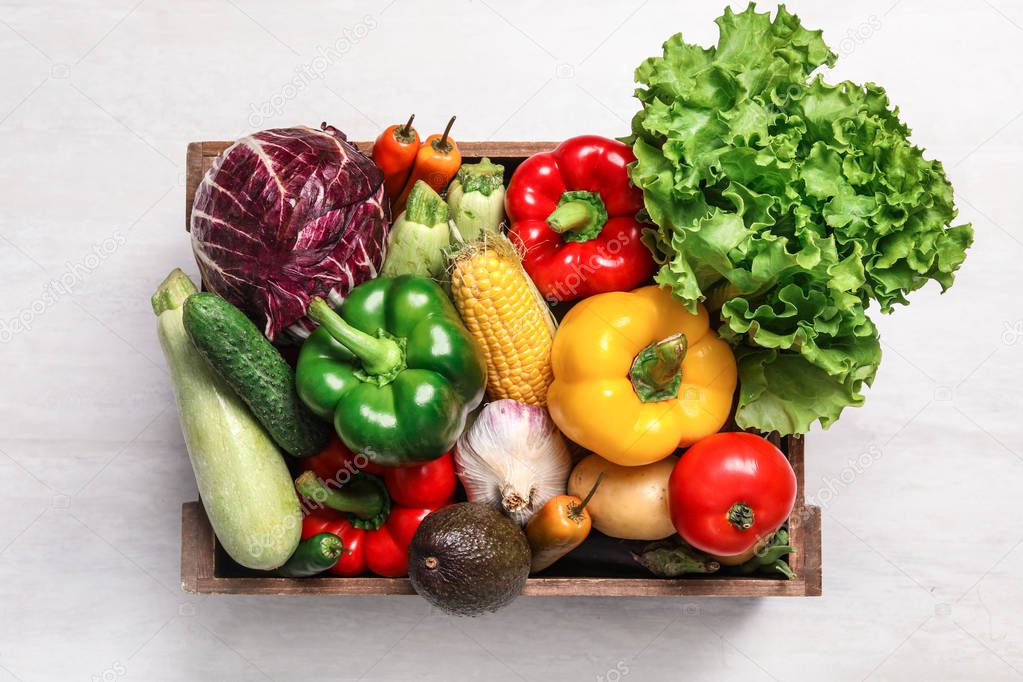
xmin=568 ymin=453 xmax=677 ymax=541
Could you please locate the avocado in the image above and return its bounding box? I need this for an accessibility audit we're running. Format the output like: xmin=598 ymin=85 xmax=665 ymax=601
xmin=408 ymin=502 xmax=531 ymax=616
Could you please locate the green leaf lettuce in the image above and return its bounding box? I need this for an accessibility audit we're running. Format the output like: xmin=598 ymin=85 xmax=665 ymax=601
xmin=629 ymin=3 xmax=972 ymax=435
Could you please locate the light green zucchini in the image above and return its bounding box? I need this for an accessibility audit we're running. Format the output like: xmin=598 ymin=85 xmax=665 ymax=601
xmin=152 ymin=269 xmax=301 ymax=570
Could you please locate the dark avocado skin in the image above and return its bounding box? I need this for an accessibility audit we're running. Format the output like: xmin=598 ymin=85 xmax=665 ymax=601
xmin=408 ymin=503 xmax=531 ymax=616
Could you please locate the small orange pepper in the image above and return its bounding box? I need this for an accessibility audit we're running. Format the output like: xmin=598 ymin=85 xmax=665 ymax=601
xmin=394 ymin=115 xmax=461 ymax=213
xmin=372 ymin=114 xmax=420 ymax=203
xmin=525 ymin=473 xmax=603 ymax=573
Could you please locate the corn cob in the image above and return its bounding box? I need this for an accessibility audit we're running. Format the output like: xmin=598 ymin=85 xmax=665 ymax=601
xmin=450 ymin=234 xmax=556 ymax=406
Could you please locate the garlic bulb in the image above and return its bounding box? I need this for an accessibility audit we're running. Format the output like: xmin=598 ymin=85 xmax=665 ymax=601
xmin=455 ymin=399 xmax=572 ymax=526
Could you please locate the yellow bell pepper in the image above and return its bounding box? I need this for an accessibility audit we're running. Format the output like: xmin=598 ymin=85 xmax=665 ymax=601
xmin=547 ymin=285 xmax=737 ymax=466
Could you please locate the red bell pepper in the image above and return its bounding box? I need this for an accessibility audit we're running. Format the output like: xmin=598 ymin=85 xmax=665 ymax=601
xmin=296 ymin=439 xmax=455 ymax=577
xmin=506 ymin=135 xmax=655 ymax=301
xmin=668 ymin=432 xmax=796 ymax=563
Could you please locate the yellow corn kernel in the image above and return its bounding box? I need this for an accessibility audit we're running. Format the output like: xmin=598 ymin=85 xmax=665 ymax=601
xmin=450 ymin=236 xmax=556 ymax=406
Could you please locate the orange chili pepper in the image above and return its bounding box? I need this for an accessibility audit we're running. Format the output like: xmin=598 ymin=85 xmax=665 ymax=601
xmin=394 ymin=115 xmax=461 ymax=213
xmin=372 ymin=114 xmax=420 ymax=203
xmin=525 ymin=473 xmax=603 ymax=573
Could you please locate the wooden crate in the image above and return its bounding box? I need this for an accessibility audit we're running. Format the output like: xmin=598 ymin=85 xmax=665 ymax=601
xmin=179 ymin=139 xmax=822 ymax=598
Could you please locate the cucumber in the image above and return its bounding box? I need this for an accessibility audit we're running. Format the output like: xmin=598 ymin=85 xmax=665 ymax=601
xmin=183 ymin=292 xmax=330 ymax=458
xmin=153 ymin=269 xmax=301 ymax=570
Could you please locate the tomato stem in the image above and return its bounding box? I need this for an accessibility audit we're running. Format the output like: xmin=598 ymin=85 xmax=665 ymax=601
xmin=727 ymin=502 xmax=755 ymax=531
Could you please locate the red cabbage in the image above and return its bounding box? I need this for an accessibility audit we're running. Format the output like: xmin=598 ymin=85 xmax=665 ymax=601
xmin=191 ymin=124 xmax=389 ymax=339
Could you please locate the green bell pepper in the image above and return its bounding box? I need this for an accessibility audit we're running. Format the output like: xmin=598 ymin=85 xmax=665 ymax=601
xmin=297 ymin=275 xmax=486 ymax=466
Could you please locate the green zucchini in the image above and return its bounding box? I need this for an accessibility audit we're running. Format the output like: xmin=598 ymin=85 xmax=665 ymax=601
xmin=182 ymin=292 xmax=330 ymax=458
xmin=153 ymin=269 xmax=301 ymax=570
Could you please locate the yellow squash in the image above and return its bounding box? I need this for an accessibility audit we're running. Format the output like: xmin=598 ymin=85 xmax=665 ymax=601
xmin=548 ymin=285 xmax=737 ymax=466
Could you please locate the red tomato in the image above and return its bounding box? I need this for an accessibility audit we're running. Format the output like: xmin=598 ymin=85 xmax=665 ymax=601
xmin=668 ymin=432 xmax=796 ymax=559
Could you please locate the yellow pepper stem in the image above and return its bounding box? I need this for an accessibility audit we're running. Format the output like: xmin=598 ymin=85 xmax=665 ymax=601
xmin=629 ymin=333 xmax=687 ymax=402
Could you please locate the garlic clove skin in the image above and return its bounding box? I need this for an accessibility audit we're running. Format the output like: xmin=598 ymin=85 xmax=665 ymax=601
xmin=500 ymin=482 xmax=535 ymax=519
xmin=454 ymin=399 xmax=572 ymax=526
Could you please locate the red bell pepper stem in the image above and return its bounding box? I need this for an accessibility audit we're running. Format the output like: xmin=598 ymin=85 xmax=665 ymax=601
xmin=545 ymin=190 xmax=608 ymax=242
xmin=629 ymin=333 xmax=687 ymax=403
xmin=548 ymin=201 xmax=596 ymax=233
xmin=296 ymin=471 xmax=388 ymax=526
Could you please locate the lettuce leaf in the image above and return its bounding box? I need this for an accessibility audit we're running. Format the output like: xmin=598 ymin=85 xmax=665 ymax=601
xmin=629 ymin=3 xmax=972 ymax=435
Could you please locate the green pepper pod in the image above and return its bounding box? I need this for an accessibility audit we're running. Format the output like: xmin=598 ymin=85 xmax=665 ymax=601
xmin=735 ymin=529 xmax=796 ymax=580
xmin=634 ymin=540 xmax=721 ymax=577
xmin=294 ymin=470 xmax=391 ymax=530
xmin=277 ymin=532 xmax=346 ymax=578
xmin=296 ymin=275 xmax=487 ymax=466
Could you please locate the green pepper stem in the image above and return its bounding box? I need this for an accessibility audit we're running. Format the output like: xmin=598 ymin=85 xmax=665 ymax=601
xmin=317 ymin=533 xmax=346 ymax=561
xmin=307 ymin=297 xmax=403 ymax=377
xmin=727 ymin=502 xmax=755 ymax=531
xmin=629 ymin=333 xmax=687 ymax=403
xmin=295 ymin=471 xmax=386 ymax=521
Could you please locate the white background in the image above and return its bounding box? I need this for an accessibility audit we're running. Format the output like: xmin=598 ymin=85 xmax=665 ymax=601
xmin=1 ymin=1 xmax=1021 ymax=680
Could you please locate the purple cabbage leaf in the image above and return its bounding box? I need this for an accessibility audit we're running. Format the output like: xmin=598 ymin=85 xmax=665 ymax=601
xmin=191 ymin=124 xmax=389 ymax=339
